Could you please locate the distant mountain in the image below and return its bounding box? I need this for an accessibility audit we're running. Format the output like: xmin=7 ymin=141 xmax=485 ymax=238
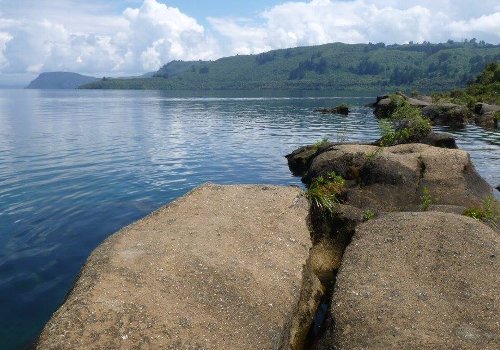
xmin=80 ymin=41 xmax=500 ymax=92
xmin=26 ymin=72 xmax=98 ymax=89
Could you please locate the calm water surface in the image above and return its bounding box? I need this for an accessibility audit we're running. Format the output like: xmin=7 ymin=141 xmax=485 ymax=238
xmin=0 ymin=90 xmax=498 ymax=349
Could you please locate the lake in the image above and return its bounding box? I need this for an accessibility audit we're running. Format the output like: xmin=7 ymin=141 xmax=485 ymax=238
xmin=0 ymin=89 xmax=498 ymax=349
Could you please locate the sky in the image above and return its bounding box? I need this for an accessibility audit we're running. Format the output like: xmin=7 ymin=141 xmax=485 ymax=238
xmin=0 ymin=0 xmax=499 ymax=85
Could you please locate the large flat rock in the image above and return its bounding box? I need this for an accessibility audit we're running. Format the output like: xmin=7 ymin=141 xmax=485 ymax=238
xmin=326 ymin=212 xmax=499 ymax=349
xmin=37 ymin=184 xmax=311 ymax=349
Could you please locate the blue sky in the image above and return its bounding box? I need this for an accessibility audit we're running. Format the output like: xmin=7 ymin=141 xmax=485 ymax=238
xmin=0 ymin=0 xmax=499 ymax=85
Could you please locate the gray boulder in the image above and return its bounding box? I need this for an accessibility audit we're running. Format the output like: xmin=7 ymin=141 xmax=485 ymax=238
xmin=321 ymin=212 xmax=499 ymax=349
xmin=36 ymin=185 xmax=312 ymax=350
xmin=303 ymin=144 xmax=492 ymax=211
xmin=406 ymin=96 xmax=431 ymax=108
xmin=286 ymin=142 xmax=333 ymax=176
xmin=475 ymin=113 xmax=499 ymax=128
xmin=372 ymin=131 xmax=457 ymax=149
xmin=474 ymin=103 xmax=499 ymax=128
xmin=372 ymin=97 xmax=392 ymax=118
xmin=419 ymin=131 xmax=457 ymax=148
xmin=474 ymin=102 xmax=500 ymax=115
xmin=421 ymin=103 xmax=473 ymax=126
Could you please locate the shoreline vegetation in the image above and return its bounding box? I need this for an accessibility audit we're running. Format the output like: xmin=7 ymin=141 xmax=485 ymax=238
xmin=367 ymin=62 xmax=499 ymax=130
xmin=26 ymin=41 xmax=500 ymax=92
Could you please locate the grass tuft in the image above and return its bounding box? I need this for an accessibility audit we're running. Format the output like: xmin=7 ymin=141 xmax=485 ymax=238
xmin=463 ymin=195 xmax=499 ymax=227
xmin=362 ymin=209 xmax=376 ymax=221
xmin=306 ymin=172 xmax=345 ymax=213
xmin=420 ymin=187 xmax=433 ymax=211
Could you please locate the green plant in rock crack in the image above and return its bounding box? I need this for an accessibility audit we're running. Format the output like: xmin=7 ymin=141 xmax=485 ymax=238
xmin=366 ymin=147 xmax=383 ymax=164
xmin=313 ymin=137 xmax=329 ymax=148
xmin=306 ymin=171 xmax=345 ymax=214
xmin=362 ymin=209 xmax=376 ymax=221
xmin=463 ymin=195 xmax=499 ymax=227
xmin=420 ymin=187 xmax=433 ymax=211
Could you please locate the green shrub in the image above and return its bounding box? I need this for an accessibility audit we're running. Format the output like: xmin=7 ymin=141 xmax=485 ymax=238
xmin=379 ymin=100 xmax=431 ymax=146
xmin=379 ymin=119 xmax=396 ymax=146
xmin=449 ymin=89 xmax=477 ymax=109
xmin=385 ymin=94 xmax=406 ymax=115
xmin=432 ymin=61 xmax=500 ymax=106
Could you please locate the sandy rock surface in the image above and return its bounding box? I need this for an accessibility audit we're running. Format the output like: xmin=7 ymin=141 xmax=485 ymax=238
xmin=37 ymin=184 xmax=312 ymax=350
xmin=323 ymin=212 xmax=499 ymax=350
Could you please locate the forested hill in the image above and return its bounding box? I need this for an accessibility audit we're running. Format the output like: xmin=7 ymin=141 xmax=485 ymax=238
xmin=81 ymin=41 xmax=500 ymax=92
xmin=27 ymin=72 xmax=98 ymax=89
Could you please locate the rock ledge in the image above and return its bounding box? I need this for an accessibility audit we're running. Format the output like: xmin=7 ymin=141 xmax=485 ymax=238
xmin=36 ymin=184 xmax=312 ymax=350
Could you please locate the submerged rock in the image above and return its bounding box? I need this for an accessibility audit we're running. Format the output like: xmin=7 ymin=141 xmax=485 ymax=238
xmin=36 ymin=184 xmax=312 ymax=350
xmin=320 ymin=212 xmax=499 ymax=349
xmin=314 ymin=105 xmax=349 ymax=115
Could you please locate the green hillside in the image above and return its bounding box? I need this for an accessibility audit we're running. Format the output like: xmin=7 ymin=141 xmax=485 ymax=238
xmin=80 ymin=41 xmax=500 ymax=92
xmin=431 ymin=61 xmax=500 ymax=106
xmin=27 ymin=72 xmax=98 ymax=89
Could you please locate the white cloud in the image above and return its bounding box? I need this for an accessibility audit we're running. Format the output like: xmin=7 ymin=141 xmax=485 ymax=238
xmin=0 ymin=0 xmax=499 ymax=84
xmin=448 ymin=12 xmax=500 ymax=43
xmin=124 ymin=0 xmax=217 ymax=69
xmin=208 ymin=17 xmax=270 ymax=55
xmin=0 ymin=31 xmax=12 ymax=69
xmin=0 ymin=0 xmax=217 ymax=80
xmin=210 ymin=0 xmax=500 ymax=55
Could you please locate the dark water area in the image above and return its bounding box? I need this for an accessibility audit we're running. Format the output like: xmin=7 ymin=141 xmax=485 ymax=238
xmin=0 ymin=89 xmax=498 ymax=349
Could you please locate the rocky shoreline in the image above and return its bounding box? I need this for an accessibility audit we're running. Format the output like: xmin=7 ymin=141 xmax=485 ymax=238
xmin=35 ymin=126 xmax=499 ymax=350
xmin=36 ymin=184 xmax=312 ymax=349
xmin=369 ymin=92 xmax=499 ymax=129
xmin=285 ymin=141 xmax=498 ymax=349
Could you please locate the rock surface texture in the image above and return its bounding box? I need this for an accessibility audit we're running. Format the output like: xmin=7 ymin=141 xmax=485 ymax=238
xmin=36 ymin=184 xmax=312 ymax=350
xmin=287 ymin=141 xmax=498 ymax=349
xmin=320 ymin=212 xmax=499 ymax=350
xmin=303 ymin=143 xmax=492 ymax=211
